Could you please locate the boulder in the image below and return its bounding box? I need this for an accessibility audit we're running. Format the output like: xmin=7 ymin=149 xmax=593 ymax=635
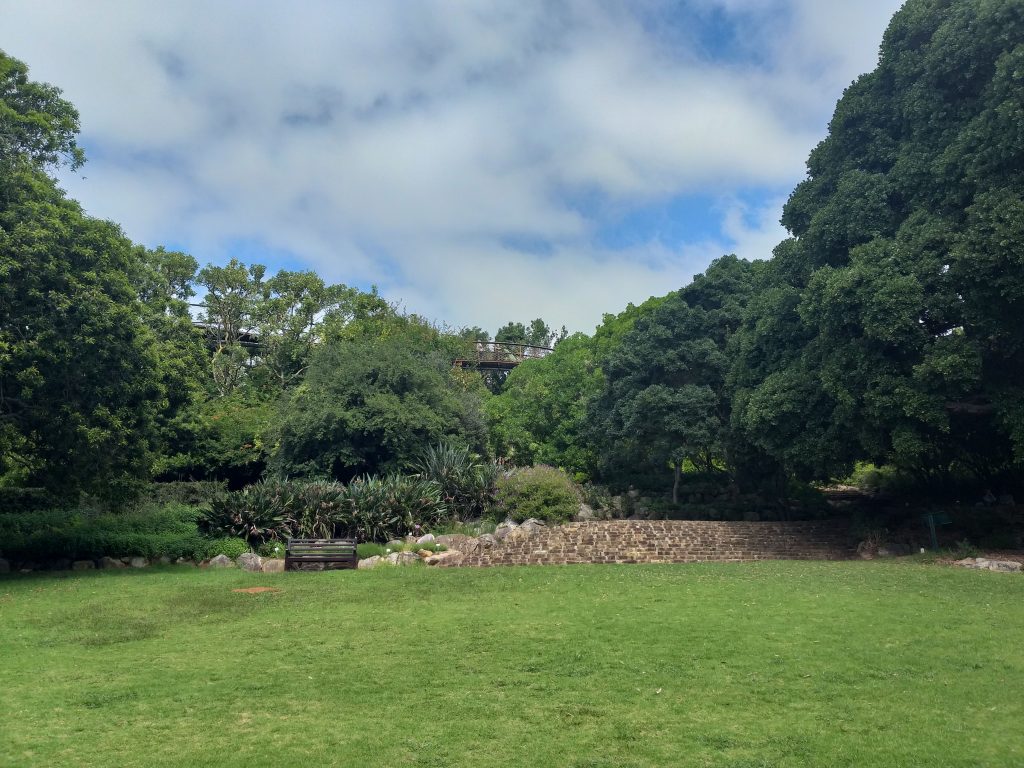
xmin=494 ymin=520 xmax=518 ymax=540
xmin=575 ymin=504 xmax=596 ymax=522
xmin=50 ymin=559 xmax=72 ymax=571
xmin=416 ymin=533 xmax=436 ymax=545
xmin=518 ymin=518 xmax=546 ymax=536
xmin=954 ymin=557 xmax=1022 ymax=572
xmin=386 ymin=551 xmax=420 ymax=566
xmin=425 ymin=550 xmax=464 ymax=566
xmin=987 ymin=560 xmax=1022 ymax=573
xmin=357 ymin=555 xmax=382 ymax=570
xmin=476 ymin=533 xmax=496 ymax=548
xmin=385 ymin=539 xmax=405 ymax=550
xmin=175 ymin=557 xmax=196 ymax=566
xmin=417 ymin=549 xmax=434 ymax=559
xmin=71 ymin=560 xmax=95 ymax=571
xmin=156 ymin=556 xmax=172 ymax=565
xmin=0 ymin=558 xmax=8 ymax=574
xmin=237 ymin=552 xmax=263 ymax=572
xmin=998 ymin=494 xmax=1016 ymax=506
xmin=261 ymin=558 xmax=285 ymax=573
xmin=207 ymin=554 xmax=234 ymax=568
xmin=98 ymin=556 xmax=126 ymax=569
xmin=128 ymin=557 xmax=148 ymax=569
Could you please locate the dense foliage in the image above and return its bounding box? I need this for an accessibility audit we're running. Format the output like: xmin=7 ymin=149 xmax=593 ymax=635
xmin=3 ymin=0 xmax=1024 ymax=544
xmin=493 ymin=465 xmax=581 ymax=524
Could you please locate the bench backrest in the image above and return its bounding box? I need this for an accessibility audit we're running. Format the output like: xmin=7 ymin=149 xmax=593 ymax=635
xmin=285 ymin=538 xmax=358 ymax=562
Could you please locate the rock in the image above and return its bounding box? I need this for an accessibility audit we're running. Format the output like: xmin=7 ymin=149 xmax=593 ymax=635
xmin=953 ymin=557 xmax=1021 ymax=572
xmin=998 ymin=494 xmax=1015 ymax=506
xmin=417 ymin=549 xmax=434 ymax=559
xmin=425 ymin=550 xmax=464 ymax=566
xmin=128 ymin=557 xmax=148 ymax=569
xmin=98 ymin=556 xmax=126 ymax=569
xmin=520 ymin=518 xmax=546 ymax=535
xmin=493 ymin=521 xmax=518 ymax=540
xmin=476 ymin=533 xmax=496 ymax=548
xmin=157 ymin=556 xmax=172 ymax=565
xmin=0 ymin=558 xmax=9 ymax=574
xmin=236 ymin=552 xmax=263 ymax=572
xmin=987 ymin=560 xmax=1022 ymax=572
xmin=50 ymin=559 xmax=72 ymax=571
xmin=261 ymin=558 xmax=285 ymax=573
xmin=385 ymin=551 xmax=419 ymax=566
xmin=416 ymin=533 xmax=436 ymax=545
xmin=175 ymin=557 xmax=196 ymax=566
xmin=71 ymin=560 xmax=95 ymax=571
xmin=575 ymin=504 xmax=596 ymax=522
xmin=357 ymin=556 xmax=382 ymax=570
xmin=207 ymin=554 xmax=234 ymax=568
xmin=385 ymin=539 xmax=405 ymax=550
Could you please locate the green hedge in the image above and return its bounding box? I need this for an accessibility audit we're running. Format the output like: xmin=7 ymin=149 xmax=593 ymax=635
xmin=0 ymin=503 xmax=221 ymax=563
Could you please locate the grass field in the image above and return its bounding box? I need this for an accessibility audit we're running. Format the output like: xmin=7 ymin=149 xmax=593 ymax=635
xmin=1 ymin=561 xmax=1022 ymax=767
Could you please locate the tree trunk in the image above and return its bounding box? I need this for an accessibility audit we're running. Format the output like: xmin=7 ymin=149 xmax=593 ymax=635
xmin=672 ymin=461 xmax=681 ymax=505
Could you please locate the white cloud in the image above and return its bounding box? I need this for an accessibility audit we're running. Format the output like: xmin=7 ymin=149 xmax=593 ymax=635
xmin=1 ymin=0 xmax=903 ymax=331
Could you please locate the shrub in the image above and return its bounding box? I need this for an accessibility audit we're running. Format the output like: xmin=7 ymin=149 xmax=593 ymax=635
xmin=205 ymin=537 xmax=250 ymax=559
xmin=142 ymin=481 xmax=227 ymax=508
xmin=412 ymin=443 xmax=498 ymax=519
xmin=200 ymin=481 xmax=296 ymax=548
xmin=0 ymin=503 xmax=211 ymax=562
xmin=493 ymin=465 xmax=580 ymax=524
xmin=347 ymin=474 xmax=447 ymax=542
xmin=292 ymin=481 xmax=351 ymax=538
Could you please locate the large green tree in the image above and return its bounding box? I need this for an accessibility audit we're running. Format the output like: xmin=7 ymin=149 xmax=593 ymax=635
xmin=731 ymin=0 xmax=1024 ymax=492
xmin=592 ymin=256 xmax=755 ymax=500
xmin=269 ymin=316 xmax=487 ymax=481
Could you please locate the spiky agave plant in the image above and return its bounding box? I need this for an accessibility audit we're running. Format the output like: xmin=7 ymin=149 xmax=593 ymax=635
xmin=412 ymin=442 xmax=498 ymax=519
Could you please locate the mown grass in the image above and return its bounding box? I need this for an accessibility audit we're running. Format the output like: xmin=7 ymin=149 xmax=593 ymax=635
xmin=1 ymin=561 xmax=1022 ymax=767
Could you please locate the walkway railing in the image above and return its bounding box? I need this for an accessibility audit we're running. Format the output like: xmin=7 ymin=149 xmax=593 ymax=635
xmin=453 ymin=341 xmax=554 ymax=370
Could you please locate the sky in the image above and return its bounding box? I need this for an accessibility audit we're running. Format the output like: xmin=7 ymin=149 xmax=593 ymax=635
xmin=2 ymin=0 xmax=904 ymax=333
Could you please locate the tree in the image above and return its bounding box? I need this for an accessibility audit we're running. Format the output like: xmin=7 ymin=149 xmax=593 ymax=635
xmin=269 ymin=316 xmax=486 ymax=481
xmin=593 ymin=295 xmax=728 ymax=502
xmin=196 ymin=259 xmax=265 ymax=395
xmin=0 ymin=50 xmax=84 ymax=171
xmin=0 ymin=170 xmax=163 ymax=498
xmin=0 ymin=52 xmax=164 ymax=499
xmin=731 ymin=0 xmax=1024 ymax=493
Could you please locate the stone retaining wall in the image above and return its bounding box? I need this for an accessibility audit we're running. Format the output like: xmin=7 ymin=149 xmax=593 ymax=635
xmin=441 ymin=520 xmax=855 ymax=567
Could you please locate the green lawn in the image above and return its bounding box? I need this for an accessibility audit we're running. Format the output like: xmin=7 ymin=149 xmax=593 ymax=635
xmin=1 ymin=561 xmax=1022 ymax=767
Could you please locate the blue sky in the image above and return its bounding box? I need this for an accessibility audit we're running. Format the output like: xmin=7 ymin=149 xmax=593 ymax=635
xmin=2 ymin=0 xmax=903 ymax=332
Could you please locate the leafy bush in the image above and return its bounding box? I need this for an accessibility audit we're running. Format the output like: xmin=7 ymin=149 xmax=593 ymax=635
xmin=347 ymin=474 xmax=447 ymax=543
xmin=205 ymin=537 xmax=250 ymax=559
xmin=142 ymin=481 xmax=227 ymax=508
xmin=0 ymin=503 xmax=211 ymax=562
xmin=0 ymin=487 xmax=53 ymax=515
xmin=292 ymin=481 xmax=351 ymax=538
xmin=200 ymin=481 xmax=296 ymax=548
xmin=493 ymin=465 xmax=580 ymax=524
xmin=412 ymin=443 xmax=498 ymax=519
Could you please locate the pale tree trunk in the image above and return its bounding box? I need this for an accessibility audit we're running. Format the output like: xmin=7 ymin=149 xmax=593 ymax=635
xmin=672 ymin=461 xmax=682 ymax=505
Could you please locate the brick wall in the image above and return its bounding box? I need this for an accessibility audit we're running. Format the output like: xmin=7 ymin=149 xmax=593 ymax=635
xmin=441 ymin=520 xmax=855 ymax=567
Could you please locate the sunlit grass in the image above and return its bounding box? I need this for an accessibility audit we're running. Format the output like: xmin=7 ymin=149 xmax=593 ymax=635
xmin=1 ymin=561 xmax=1022 ymax=767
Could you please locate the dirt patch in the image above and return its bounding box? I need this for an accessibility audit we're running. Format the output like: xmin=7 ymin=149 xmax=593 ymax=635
xmin=232 ymin=587 xmax=282 ymax=594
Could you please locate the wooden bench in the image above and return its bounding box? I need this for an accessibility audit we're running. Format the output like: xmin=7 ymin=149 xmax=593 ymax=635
xmin=285 ymin=538 xmax=358 ymax=571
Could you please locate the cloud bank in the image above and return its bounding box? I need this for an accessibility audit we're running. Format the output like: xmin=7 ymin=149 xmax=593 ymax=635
xmin=2 ymin=0 xmax=902 ymax=331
